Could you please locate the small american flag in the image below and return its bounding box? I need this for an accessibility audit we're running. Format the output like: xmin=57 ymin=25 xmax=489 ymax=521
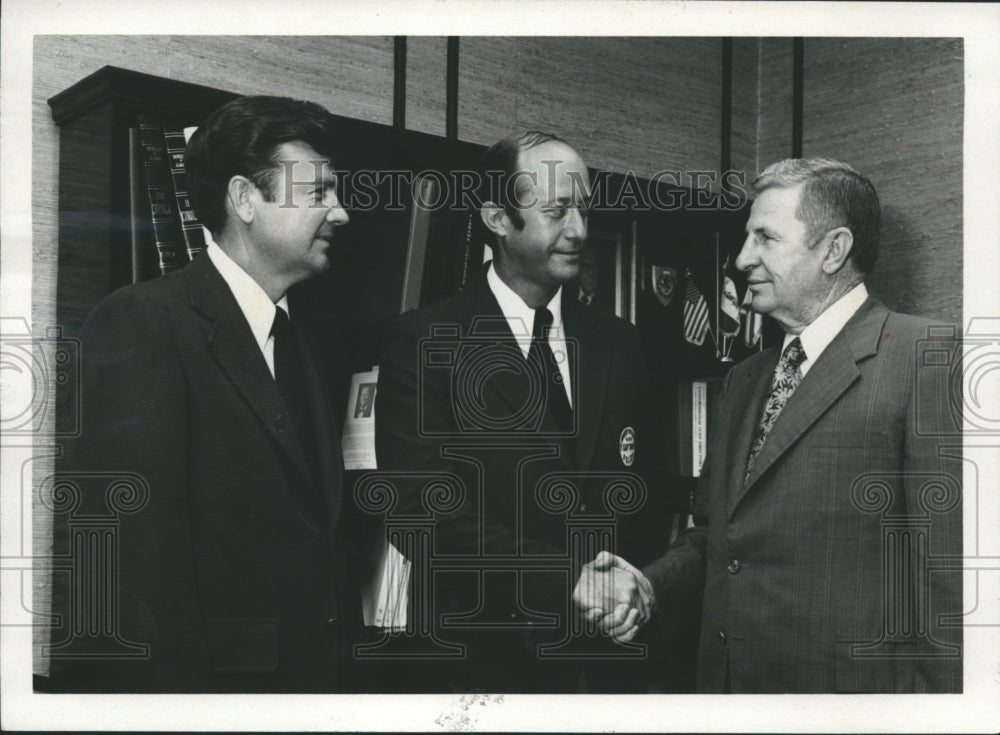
xmin=684 ymin=274 xmax=710 ymax=346
xmin=741 ymin=286 xmax=762 ymax=347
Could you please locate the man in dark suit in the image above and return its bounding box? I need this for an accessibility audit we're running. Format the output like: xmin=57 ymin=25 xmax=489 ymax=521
xmin=48 ymin=96 xmax=360 ymax=692
xmin=374 ymin=131 xmax=666 ymax=692
xmin=591 ymin=158 xmax=963 ymax=692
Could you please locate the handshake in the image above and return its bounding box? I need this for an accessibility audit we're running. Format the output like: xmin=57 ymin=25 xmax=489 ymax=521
xmin=571 ymin=551 xmax=656 ymax=642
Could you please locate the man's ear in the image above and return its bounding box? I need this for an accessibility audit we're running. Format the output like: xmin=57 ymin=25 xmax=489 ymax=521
xmin=480 ymin=201 xmax=509 ymax=239
xmin=226 ymin=175 xmax=256 ymax=226
xmin=821 ymin=227 xmax=854 ymax=274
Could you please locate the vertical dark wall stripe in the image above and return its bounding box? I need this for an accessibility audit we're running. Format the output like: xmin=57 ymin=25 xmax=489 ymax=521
xmin=721 ymin=37 xmax=733 ymax=173
xmin=393 ymin=36 xmax=407 ymax=130
xmin=792 ymin=37 xmax=804 ymax=157
xmin=446 ymin=36 xmax=459 ymax=140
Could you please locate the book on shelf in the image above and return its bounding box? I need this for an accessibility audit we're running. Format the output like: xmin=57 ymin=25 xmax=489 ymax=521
xmin=136 ymin=115 xmax=186 ymax=275
xmin=676 ymin=377 xmax=724 ymax=479
xmin=417 ymin=205 xmax=479 ymax=306
xmin=162 ymin=121 xmax=207 ymax=261
xmin=399 ymin=175 xmax=436 ymax=312
xmin=128 ymin=127 xmax=150 ymax=283
xmin=182 ymin=127 xmax=217 ymax=248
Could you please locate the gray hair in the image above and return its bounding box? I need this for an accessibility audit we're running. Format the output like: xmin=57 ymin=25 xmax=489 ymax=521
xmin=753 ymin=158 xmax=881 ymax=274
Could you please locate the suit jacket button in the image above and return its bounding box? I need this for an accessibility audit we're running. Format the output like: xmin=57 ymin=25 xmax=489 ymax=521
xmin=275 ymin=413 xmax=288 ymax=431
xmin=727 ymin=559 xmax=742 ymax=574
xmin=326 ymin=617 xmax=338 ymax=626
xmin=718 ymin=630 xmax=727 ymax=645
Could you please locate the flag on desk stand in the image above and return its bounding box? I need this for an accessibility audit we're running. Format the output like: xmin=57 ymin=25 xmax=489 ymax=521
xmin=683 ymin=271 xmax=710 ymax=346
xmin=719 ymin=256 xmax=740 ymax=337
xmin=741 ymin=286 xmax=762 ymax=347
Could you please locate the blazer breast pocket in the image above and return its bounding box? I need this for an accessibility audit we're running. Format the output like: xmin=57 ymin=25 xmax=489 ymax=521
xmin=809 ymin=429 xmax=891 ymax=450
xmin=207 ymin=618 xmax=278 ymax=673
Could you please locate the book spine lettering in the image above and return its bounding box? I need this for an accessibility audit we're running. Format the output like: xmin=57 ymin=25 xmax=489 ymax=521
xmin=137 ymin=116 xmax=186 ymax=275
xmin=162 ymin=122 xmax=207 ymax=262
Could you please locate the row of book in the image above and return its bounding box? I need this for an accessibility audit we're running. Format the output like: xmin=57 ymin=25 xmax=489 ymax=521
xmin=131 ymin=116 xmax=207 ymax=278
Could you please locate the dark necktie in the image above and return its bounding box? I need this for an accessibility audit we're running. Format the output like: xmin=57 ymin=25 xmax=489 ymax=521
xmin=271 ymin=307 xmax=320 ymax=484
xmin=745 ymin=337 xmax=806 ymax=481
xmin=528 ymin=307 xmax=572 ymax=433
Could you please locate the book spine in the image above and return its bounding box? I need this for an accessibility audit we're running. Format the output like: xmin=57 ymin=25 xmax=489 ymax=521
xmin=458 ymin=211 xmax=473 ymax=289
xmin=676 ymin=379 xmax=693 ymax=476
xmin=128 ymin=128 xmax=145 ymax=283
xmin=137 ymin=116 xmax=186 ymax=275
xmin=691 ymin=380 xmax=708 ymax=477
xmin=162 ymin=122 xmax=207 ymax=262
xmin=629 ymin=221 xmax=639 ymax=325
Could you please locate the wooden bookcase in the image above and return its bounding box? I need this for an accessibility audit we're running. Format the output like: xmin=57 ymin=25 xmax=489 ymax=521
xmin=48 ymin=65 xmax=486 ymax=354
xmin=49 ymin=67 xmax=237 ymax=338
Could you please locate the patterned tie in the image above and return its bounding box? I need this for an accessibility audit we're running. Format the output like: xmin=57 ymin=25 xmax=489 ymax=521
xmin=528 ymin=307 xmax=572 ymax=432
xmin=745 ymin=337 xmax=806 ymax=481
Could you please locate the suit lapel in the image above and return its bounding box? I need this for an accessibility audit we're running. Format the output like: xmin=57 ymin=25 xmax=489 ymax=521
xmin=185 ymin=256 xmax=316 ymax=492
xmin=734 ymin=298 xmax=889 ymax=508
xmin=724 ymin=347 xmax=779 ymax=515
xmin=465 ymin=281 xmax=540 ymax=425
xmin=461 ymin=270 xmax=578 ymax=468
xmin=291 ymin=321 xmax=344 ymax=530
xmin=563 ymin=292 xmax=607 ymax=471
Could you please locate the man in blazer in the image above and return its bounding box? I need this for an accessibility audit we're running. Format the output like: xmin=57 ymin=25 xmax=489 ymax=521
xmin=48 ymin=96 xmax=360 ymax=692
xmin=374 ymin=131 xmax=667 ymax=692
xmin=593 ymin=158 xmax=963 ymax=692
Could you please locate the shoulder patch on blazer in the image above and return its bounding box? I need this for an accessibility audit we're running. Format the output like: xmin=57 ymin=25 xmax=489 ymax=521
xmin=619 ymin=426 xmax=636 ymax=466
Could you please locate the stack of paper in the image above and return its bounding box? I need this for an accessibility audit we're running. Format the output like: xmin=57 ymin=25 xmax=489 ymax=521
xmin=362 ymin=540 xmax=410 ymax=631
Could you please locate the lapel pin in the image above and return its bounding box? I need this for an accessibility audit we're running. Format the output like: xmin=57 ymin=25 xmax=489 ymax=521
xmin=619 ymin=426 xmax=636 ymax=466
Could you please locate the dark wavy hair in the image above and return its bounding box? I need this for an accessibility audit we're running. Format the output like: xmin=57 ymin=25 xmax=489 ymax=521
xmin=185 ymin=95 xmax=339 ymax=236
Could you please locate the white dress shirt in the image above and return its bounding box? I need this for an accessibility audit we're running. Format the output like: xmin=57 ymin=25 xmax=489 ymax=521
xmin=207 ymin=243 xmax=289 ymax=379
xmin=783 ymin=282 xmax=868 ymax=377
xmin=487 ymin=263 xmax=573 ymax=407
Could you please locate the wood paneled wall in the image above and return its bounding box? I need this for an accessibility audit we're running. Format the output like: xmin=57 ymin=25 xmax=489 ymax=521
xmin=457 ymin=37 xmax=723 ymax=178
xmin=729 ymin=38 xmax=761 ymax=180
xmin=728 ymin=37 xmax=962 ymax=324
xmin=405 ymin=36 xmax=448 ymax=137
xmin=803 ymin=38 xmax=963 ymax=324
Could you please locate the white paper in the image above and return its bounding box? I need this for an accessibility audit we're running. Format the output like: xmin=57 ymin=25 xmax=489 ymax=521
xmin=361 ymin=540 xmax=409 ymax=630
xmin=692 ymin=380 xmax=707 ymax=477
xmin=341 ymin=367 xmax=379 ymax=471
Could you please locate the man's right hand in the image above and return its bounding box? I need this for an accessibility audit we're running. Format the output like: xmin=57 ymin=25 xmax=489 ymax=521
xmin=572 ymin=550 xmax=656 ymax=640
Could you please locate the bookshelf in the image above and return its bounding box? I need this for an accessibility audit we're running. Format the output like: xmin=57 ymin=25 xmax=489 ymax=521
xmin=49 ymin=67 xmax=236 ymax=337
xmin=48 ymin=65 xmax=485 ymax=349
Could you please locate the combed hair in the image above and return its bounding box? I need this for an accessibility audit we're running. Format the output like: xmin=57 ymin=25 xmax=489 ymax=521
xmin=185 ymin=95 xmax=339 ymax=236
xmin=752 ymin=158 xmax=881 ymax=274
xmin=479 ymin=130 xmax=569 ymax=231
